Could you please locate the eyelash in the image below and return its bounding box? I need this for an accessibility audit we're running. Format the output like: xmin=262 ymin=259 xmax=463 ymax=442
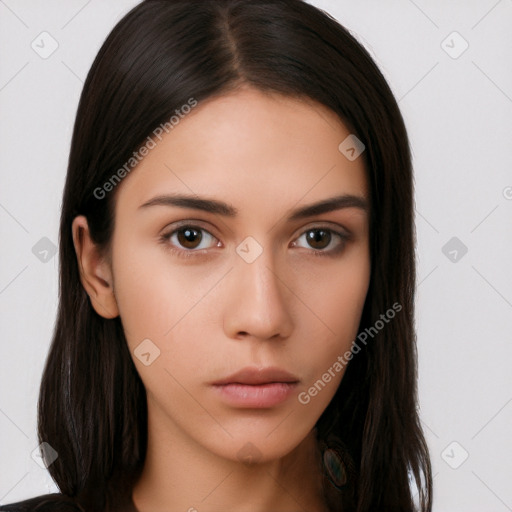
xmin=159 ymin=223 xmax=350 ymax=260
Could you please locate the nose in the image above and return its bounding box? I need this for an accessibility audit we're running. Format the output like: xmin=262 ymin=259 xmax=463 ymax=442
xmin=222 ymin=243 xmax=294 ymax=342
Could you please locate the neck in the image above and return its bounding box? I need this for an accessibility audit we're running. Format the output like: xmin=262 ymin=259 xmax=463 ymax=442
xmin=131 ymin=406 xmax=330 ymax=512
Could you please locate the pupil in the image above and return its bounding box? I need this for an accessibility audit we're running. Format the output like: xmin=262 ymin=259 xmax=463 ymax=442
xmin=178 ymin=228 xmax=201 ymax=248
xmin=307 ymin=229 xmax=330 ymax=249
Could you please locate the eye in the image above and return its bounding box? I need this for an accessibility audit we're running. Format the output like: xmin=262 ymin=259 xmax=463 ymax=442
xmin=292 ymin=227 xmax=348 ymax=255
xmin=161 ymin=225 xmax=220 ymax=254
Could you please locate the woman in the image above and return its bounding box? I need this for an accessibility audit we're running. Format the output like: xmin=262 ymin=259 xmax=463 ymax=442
xmin=0 ymin=0 xmax=432 ymax=510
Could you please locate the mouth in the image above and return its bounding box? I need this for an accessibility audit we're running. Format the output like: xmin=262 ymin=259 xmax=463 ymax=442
xmin=210 ymin=366 xmax=300 ymax=408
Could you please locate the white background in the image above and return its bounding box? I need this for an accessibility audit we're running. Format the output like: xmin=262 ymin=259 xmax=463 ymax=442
xmin=1 ymin=1 xmax=511 ymax=510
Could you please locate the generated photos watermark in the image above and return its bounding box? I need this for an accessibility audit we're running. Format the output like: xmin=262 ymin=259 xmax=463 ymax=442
xmin=93 ymin=97 xmax=198 ymax=200
xmin=297 ymin=301 xmax=402 ymax=405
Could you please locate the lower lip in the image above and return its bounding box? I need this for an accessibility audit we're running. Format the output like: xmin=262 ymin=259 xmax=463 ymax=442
xmin=212 ymin=382 xmax=298 ymax=408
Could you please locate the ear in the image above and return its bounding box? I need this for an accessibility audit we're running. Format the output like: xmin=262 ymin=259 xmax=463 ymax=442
xmin=71 ymin=215 xmax=119 ymax=319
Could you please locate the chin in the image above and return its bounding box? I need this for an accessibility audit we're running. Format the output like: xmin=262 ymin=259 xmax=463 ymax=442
xmin=207 ymin=425 xmax=316 ymax=465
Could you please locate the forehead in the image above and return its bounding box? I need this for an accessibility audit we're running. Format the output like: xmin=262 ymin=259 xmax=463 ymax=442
xmin=114 ymin=87 xmax=369 ymax=219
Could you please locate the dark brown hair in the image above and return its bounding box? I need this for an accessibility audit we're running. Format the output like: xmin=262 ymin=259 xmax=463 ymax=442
xmin=0 ymin=1 xmax=432 ymax=511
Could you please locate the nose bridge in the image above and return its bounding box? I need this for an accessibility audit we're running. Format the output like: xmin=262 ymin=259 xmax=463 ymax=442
xmin=224 ymin=236 xmax=293 ymax=339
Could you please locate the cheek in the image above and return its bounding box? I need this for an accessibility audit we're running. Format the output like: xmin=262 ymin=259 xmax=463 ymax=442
xmin=297 ymin=248 xmax=369 ymax=327
xmin=110 ymin=236 xmax=225 ymax=378
xmin=112 ymin=235 xmax=196 ymax=338
xmin=111 ymin=244 xmax=219 ymax=418
xmin=112 ymin=250 xmax=172 ymax=344
xmin=291 ymin=252 xmax=370 ymax=385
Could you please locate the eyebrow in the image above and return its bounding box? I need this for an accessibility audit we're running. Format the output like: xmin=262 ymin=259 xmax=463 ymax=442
xmin=138 ymin=193 xmax=369 ymax=220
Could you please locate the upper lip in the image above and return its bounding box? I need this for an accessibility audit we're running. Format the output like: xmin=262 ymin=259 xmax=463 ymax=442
xmin=211 ymin=366 xmax=299 ymax=385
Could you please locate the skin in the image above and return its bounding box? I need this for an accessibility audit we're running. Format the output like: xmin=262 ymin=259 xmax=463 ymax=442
xmin=72 ymin=86 xmax=370 ymax=512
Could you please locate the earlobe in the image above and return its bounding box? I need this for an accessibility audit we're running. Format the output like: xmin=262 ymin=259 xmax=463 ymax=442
xmin=71 ymin=215 xmax=119 ymax=319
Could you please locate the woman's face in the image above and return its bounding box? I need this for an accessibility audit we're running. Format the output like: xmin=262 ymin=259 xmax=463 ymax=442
xmin=102 ymin=87 xmax=370 ymax=463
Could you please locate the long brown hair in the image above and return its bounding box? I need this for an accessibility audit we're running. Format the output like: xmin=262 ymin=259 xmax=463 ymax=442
xmin=3 ymin=1 xmax=432 ymax=510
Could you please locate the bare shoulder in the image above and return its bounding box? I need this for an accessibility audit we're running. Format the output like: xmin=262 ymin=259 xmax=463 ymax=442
xmin=0 ymin=494 xmax=84 ymax=512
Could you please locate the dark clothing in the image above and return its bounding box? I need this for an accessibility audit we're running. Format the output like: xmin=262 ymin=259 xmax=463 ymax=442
xmin=0 ymin=492 xmax=139 ymax=512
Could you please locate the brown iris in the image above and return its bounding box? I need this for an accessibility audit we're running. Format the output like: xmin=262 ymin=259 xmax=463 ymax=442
xmin=177 ymin=227 xmax=202 ymax=249
xmin=306 ymin=229 xmax=331 ymax=250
